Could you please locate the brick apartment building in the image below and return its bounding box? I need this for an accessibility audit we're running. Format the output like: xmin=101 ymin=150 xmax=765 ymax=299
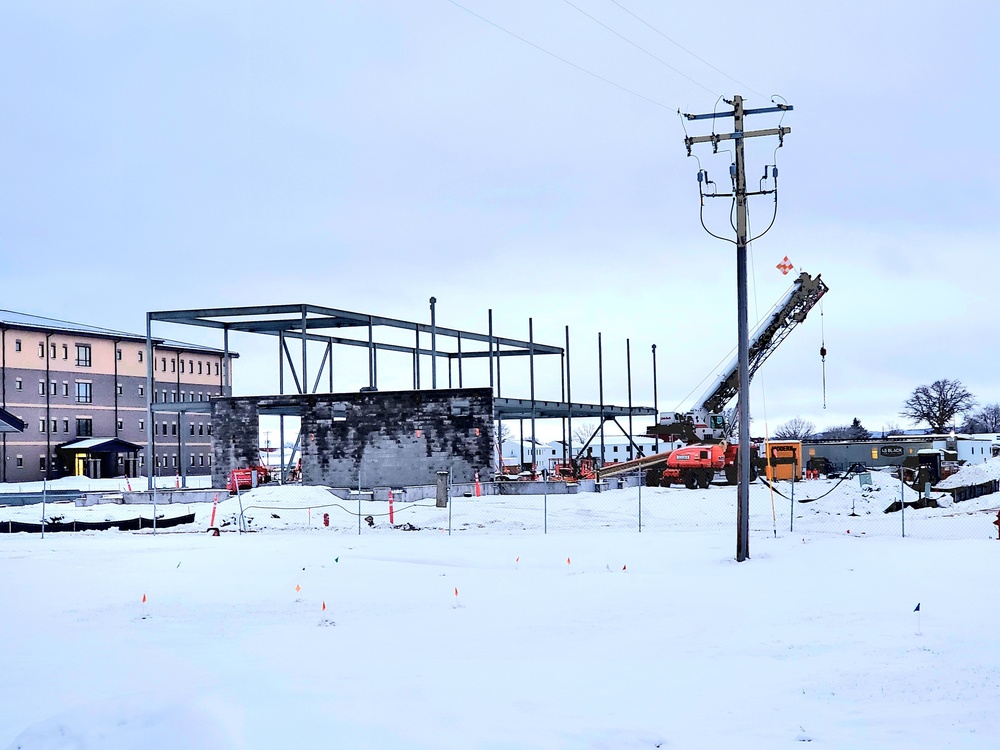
xmin=0 ymin=310 xmax=235 ymax=483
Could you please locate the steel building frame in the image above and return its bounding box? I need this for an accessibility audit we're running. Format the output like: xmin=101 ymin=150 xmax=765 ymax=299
xmin=145 ymin=302 xmax=655 ymax=487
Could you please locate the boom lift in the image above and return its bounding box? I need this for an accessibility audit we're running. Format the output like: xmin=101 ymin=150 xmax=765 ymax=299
xmin=645 ymin=270 xmax=830 ymax=488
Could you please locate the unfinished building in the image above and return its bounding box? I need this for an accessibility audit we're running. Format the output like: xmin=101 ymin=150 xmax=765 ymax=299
xmin=144 ymin=303 xmax=654 ymax=490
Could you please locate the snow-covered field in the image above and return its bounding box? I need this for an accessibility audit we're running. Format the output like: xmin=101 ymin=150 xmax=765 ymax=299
xmin=3 ymin=468 xmax=1000 ymax=749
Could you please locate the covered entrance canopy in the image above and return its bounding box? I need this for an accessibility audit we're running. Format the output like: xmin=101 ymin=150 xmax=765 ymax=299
xmin=58 ymin=437 xmax=142 ymax=479
xmin=0 ymin=407 xmax=27 ymax=433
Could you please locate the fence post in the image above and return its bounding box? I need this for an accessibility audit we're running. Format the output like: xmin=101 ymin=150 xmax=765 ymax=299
xmin=637 ymin=468 xmax=642 ymax=533
xmin=900 ymin=469 xmax=906 ymax=538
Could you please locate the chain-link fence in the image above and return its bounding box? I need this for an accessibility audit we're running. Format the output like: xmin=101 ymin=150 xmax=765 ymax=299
xmin=2 ymin=467 xmax=998 ymax=540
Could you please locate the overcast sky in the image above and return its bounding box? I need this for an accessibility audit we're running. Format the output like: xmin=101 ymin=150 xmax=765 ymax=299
xmin=2 ymin=1 xmax=997 ymax=439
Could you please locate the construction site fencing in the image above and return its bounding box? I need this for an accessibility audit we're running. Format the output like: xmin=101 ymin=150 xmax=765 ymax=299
xmin=1 ymin=468 xmax=997 ymax=541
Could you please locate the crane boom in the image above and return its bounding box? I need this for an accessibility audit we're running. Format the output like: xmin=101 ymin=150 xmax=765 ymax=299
xmin=649 ymin=270 xmax=829 ymax=443
xmin=698 ymin=270 xmax=829 ymax=415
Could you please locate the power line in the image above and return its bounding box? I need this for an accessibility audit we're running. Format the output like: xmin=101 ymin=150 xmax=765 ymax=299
xmin=606 ymin=0 xmax=767 ymax=99
xmin=559 ymin=0 xmax=720 ymax=97
xmin=444 ymin=0 xmax=675 ymax=110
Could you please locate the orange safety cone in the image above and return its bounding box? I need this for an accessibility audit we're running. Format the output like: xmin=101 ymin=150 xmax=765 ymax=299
xmin=388 ymin=489 xmax=395 ymax=525
xmin=474 ymin=471 xmax=482 ymax=497
xmin=208 ymin=493 xmax=219 ymax=530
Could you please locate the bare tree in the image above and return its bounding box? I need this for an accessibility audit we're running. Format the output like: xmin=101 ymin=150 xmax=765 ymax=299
xmin=496 ymin=421 xmax=513 ymax=444
xmin=881 ymin=422 xmax=903 ymax=438
xmin=773 ymin=417 xmax=816 ymax=440
xmin=822 ymin=418 xmax=871 ymax=440
xmin=962 ymin=403 xmax=1000 ymax=433
xmin=571 ymin=421 xmax=597 ymax=447
xmin=900 ymin=379 xmax=976 ymax=433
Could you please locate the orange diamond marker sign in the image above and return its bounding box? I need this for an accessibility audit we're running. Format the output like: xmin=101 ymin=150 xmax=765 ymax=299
xmin=776 ymin=256 xmax=793 ymax=275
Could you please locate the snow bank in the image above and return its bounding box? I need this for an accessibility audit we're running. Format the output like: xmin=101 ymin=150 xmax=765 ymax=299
xmin=936 ymin=456 xmax=1000 ymax=490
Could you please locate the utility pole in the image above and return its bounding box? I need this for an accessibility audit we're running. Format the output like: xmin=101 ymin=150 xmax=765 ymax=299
xmin=682 ymin=95 xmax=792 ymax=562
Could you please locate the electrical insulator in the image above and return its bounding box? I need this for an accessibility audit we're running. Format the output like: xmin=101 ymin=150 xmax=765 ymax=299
xmin=697 ymin=171 xmax=704 ymax=183
xmin=772 ymin=167 xmax=778 ymax=178
xmin=729 ymin=164 xmax=737 ymax=177
xmin=820 ymin=345 xmax=827 ymax=360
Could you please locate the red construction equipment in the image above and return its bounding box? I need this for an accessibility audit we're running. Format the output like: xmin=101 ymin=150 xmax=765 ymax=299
xmin=227 ymin=465 xmax=272 ymax=493
xmin=652 ymin=442 xmax=759 ymax=489
xmin=549 ymin=458 xmax=597 ymax=481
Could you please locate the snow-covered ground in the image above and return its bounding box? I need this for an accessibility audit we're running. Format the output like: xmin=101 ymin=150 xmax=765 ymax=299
xmin=3 ymin=467 xmax=1000 ymax=748
xmin=3 ymin=466 xmax=998 ymax=540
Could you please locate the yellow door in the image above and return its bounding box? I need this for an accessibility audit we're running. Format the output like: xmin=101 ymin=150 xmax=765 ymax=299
xmin=74 ymin=453 xmax=86 ymax=476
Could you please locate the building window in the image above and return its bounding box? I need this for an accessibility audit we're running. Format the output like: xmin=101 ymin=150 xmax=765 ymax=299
xmin=207 ymin=455 xmax=212 ymax=466
xmin=198 ymin=362 xmax=203 ymax=375
xmin=139 ymin=419 xmax=144 ymax=431
xmin=76 ymin=418 xmax=93 ymax=437
xmin=76 ymin=344 xmax=92 ymax=367
xmin=15 ymin=455 xmax=23 ymax=467
xmin=198 ymin=423 xmax=204 ymax=436
xmin=172 ymin=455 xmax=178 ymax=468
xmin=171 ymin=422 xmax=177 ymax=436
xmin=199 ymin=455 xmax=204 ymax=467
xmin=189 ymin=424 xmax=195 ymax=436
xmin=179 ymin=359 xmax=185 ymax=374
xmin=161 ymin=357 xmax=166 ymax=371
xmin=116 ymin=348 xmax=122 ymax=361
xmin=63 ymin=418 xmax=69 ymax=433
xmin=49 ymin=381 xmax=56 ymax=395
xmin=50 ymin=419 xmax=57 ymax=433
xmin=76 ymin=382 xmax=93 ymax=403
xmin=170 ymin=391 xmax=175 ymax=403
xmin=170 ymin=358 xmax=175 ymax=373
xmin=138 ymin=385 xmax=144 ymax=397
xmin=207 ymin=424 xmax=212 ymax=436
xmin=62 ymin=344 xmax=68 ymax=359
xmin=38 ymin=342 xmax=44 ymax=357
xmin=39 ymin=456 xmax=46 ymax=471
xmin=214 ymin=362 xmax=219 ymax=376
xmin=14 ymin=339 xmax=21 ymax=352
xmin=162 ymin=422 xmax=168 ymax=435
xmin=138 ymin=350 xmax=143 ymax=363
xmin=62 ymin=382 xmax=69 ymax=397
xmin=14 ymin=378 xmax=22 ymax=390
xmin=162 ymin=390 xmax=167 ymax=403
xmin=188 ymin=359 xmax=193 ymax=372
xmin=155 ymin=456 xmax=161 ymax=468
xmin=116 ymin=383 xmax=123 ymax=395
xmin=154 ymin=423 xmax=159 ymax=435
xmin=38 ymin=418 xmax=45 ymax=432
xmin=38 ymin=380 xmax=45 ymax=396
xmin=50 ymin=343 xmax=56 ymax=359
xmin=190 ymin=455 xmax=196 ymax=466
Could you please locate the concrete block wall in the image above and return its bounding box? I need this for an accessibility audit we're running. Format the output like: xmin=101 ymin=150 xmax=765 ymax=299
xmin=210 ymin=398 xmax=260 ymax=488
xmin=211 ymin=388 xmax=494 ymax=490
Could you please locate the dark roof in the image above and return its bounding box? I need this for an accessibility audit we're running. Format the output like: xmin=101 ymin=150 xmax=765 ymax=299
xmin=0 ymin=309 xmax=235 ymax=357
xmin=57 ymin=437 xmax=143 ymax=453
xmin=0 ymin=407 xmax=27 ymax=433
